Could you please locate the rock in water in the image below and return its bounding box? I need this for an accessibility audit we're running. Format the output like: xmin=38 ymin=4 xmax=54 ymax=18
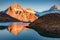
xmin=27 ymin=13 xmax=60 ymax=38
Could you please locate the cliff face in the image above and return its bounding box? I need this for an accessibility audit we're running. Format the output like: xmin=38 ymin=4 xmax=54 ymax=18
xmin=6 ymin=4 xmax=38 ymax=22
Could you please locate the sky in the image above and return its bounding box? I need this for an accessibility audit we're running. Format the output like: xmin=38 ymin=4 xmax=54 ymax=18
xmin=0 ymin=0 xmax=60 ymax=12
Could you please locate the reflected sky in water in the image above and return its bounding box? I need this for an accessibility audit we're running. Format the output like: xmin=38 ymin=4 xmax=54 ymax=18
xmin=0 ymin=22 xmax=60 ymax=40
xmin=0 ymin=22 xmax=29 ymax=26
xmin=0 ymin=22 xmax=12 ymax=26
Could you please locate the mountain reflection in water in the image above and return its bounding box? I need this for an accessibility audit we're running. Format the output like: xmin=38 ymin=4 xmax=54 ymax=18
xmin=0 ymin=22 xmax=60 ymax=40
xmin=0 ymin=22 xmax=30 ymax=35
xmin=8 ymin=22 xmax=30 ymax=35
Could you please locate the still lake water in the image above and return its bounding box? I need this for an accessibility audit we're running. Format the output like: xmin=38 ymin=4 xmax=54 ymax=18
xmin=0 ymin=22 xmax=60 ymax=40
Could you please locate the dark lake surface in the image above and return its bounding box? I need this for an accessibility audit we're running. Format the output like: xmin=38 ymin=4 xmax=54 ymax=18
xmin=0 ymin=22 xmax=60 ymax=40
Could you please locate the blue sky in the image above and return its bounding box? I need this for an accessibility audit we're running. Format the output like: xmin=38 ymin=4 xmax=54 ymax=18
xmin=0 ymin=0 xmax=60 ymax=12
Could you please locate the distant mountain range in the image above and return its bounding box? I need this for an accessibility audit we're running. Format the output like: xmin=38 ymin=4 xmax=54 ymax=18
xmin=36 ymin=5 xmax=60 ymax=17
xmin=0 ymin=4 xmax=37 ymax=22
xmin=0 ymin=4 xmax=60 ymax=22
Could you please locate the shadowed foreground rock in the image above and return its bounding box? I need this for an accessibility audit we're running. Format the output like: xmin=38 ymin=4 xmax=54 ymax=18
xmin=27 ymin=13 xmax=60 ymax=38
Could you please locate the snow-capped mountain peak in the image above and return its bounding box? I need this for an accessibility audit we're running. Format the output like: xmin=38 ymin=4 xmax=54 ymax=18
xmin=49 ymin=5 xmax=59 ymax=11
xmin=36 ymin=5 xmax=60 ymax=17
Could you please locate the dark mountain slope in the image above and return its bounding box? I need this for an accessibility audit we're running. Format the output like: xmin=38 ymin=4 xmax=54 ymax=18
xmin=0 ymin=11 xmax=20 ymax=22
xmin=27 ymin=13 xmax=60 ymax=38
